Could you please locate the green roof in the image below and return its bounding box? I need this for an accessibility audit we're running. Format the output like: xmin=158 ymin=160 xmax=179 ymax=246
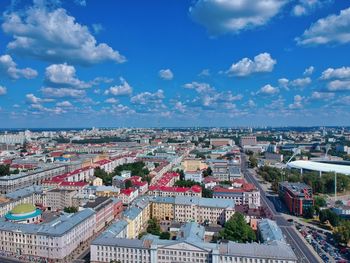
xmin=11 ymin=203 xmax=36 ymax=214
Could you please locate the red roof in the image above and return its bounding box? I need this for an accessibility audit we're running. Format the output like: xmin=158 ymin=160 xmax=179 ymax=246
xmin=120 ymin=188 xmax=137 ymax=196
xmin=149 ymin=185 xmax=201 ymax=193
xmin=94 ymin=159 xmax=112 ymax=166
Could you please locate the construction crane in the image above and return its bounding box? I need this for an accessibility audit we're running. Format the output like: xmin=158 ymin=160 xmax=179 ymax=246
xmin=286 ymin=147 xmax=301 ymax=164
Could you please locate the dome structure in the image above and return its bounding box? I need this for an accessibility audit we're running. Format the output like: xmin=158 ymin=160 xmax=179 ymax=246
xmin=5 ymin=203 xmax=42 ymax=224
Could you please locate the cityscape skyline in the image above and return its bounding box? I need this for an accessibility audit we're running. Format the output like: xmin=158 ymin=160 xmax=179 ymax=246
xmin=0 ymin=0 xmax=350 ymax=127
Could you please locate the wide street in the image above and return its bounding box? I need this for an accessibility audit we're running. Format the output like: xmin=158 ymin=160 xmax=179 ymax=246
xmin=241 ymin=154 xmax=320 ymax=263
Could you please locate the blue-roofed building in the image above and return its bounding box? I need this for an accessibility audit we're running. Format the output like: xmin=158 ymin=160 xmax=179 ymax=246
xmin=258 ymin=218 xmax=285 ymax=244
xmin=91 ymin=222 xmax=297 ymax=263
xmin=0 ymin=208 xmax=96 ymax=260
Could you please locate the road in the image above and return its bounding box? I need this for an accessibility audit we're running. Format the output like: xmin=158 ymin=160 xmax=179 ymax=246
xmin=242 ymin=154 xmax=320 ymax=263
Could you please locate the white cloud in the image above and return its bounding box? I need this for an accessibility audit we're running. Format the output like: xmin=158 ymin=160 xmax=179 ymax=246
xmin=104 ymin=77 xmax=133 ymax=96
xmin=303 ymin=66 xmax=314 ymax=76
xmin=184 ymin=82 xmax=214 ymax=93
xmin=56 ymin=101 xmax=72 ymax=107
xmin=321 ymin=67 xmax=350 ymax=80
xmin=131 ymin=90 xmax=165 ymax=105
xmin=41 ymin=87 xmax=86 ymax=98
xmin=74 ymin=0 xmax=87 ymax=6
xmin=226 ymin=53 xmax=276 ymax=77
xmin=289 ymin=95 xmax=304 ymax=109
xmin=296 ymin=7 xmax=350 ymax=46
xmin=110 ymin=104 xmax=135 ymax=115
xmin=199 ymin=69 xmax=210 ymax=77
xmin=290 ymin=77 xmax=312 ymax=88
xmin=26 ymin=93 xmax=53 ymax=104
xmin=310 ymin=91 xmax=334 ymax=100
xmin=291 ymin=0 xmax=330 ymax=17
xmin=174 ymin=101 xmax=186 ymax=113
xmin=0 ymin=86 xmax=7 ymax=95
xmin=45 ymin=63 xmax=90 ymax=89
xmin=0 ymin=54 xmax=37 ymax=79
xmin=278 ymin=76 xmax=311 ymax=89
xmin=92 ymin=23 xmax=104 ymax=34
xmin=189 ymin=0 xmax=286 ymax=35
xmin=278 ymin=78 xmax=289 ymax=89
xmin=248 ymin=99 xmax=256 ymax=107
xmin=258 ymin=84 xmax=279 ymax=95
xmin=105 ymin=98 xmax=118 ymax=104
xmin=2 ymin=3 xmax=125 ymax=65
xmin=159 ymin=69 xmax=174 ymax=80
xmin=327 ymin=80 xmax=350 ymax=91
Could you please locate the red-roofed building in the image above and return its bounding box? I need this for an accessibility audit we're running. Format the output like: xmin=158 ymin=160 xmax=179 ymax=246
xmin=127 ymin=176 xmax=148 ymax=195
xmin=213 ymin=179 xmax=260 ymax=208
xmin=148 ymin=184 xmax=202 ymax=198
xmin=119 ymin=188 xmax=139 ymax=205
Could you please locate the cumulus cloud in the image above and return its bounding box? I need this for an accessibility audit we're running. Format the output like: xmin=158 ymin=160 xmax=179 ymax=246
xmin=56 ymin=101 xmax=73 ymax=107
xmin=45 ymin=63 xmax=90 ymax=89
xmin=0 ymin=86 xmax=7 ymax=95
xmin=226 ymin=53 xmax=276 ymax=77
xmin=291 ymin=0 xmax=331 ymax=17
xmin=131 ymin=90 xmax=165 ymax=105
xmin=41 ymin=87 xmax=86 ymax=98
xmin=0 ymin=54 xmax=37 ymax=79
xmin=303 ymin=66 xmax=314 ymax=76
xmin=296 ymin=7 xmax=350 ymax=46
xmin=310 ymin=91 xmax=334 ymax=100
xmin=159 ymin=69 xmax=174 ymax=80
xmin=26 ymin=93 xmax=53 ymax=104
xmin=258 ymin=84 xmax=279 ymax=95
xmin=2 ymin=2 xmax=125 ymax=65
xmin=321 ymin=67 xmax=350 ymax=80
xmin=248 ymin=99 xmax=256 ymax=108
xmin=104 ymin=77 xmax=133 ymax=96
xmin=184 ymin=81 xmax=242 ymax=108
xmin=174 ymin=101 xmax=186 ymax=113
xmin=278 ymin=77 xmax=311 ymax=89
xmin=184 ymin=82 xmax=214 ymax=93
xmin=327 ymin=80 xmax=350 ymax=91
xmin=189 ymin=0 xmax=286 ymax=35
xmin=289 ymin=95 xmax=304 ymax=109
xmin=290 ymin=77 xmax=312 ymax=88
xmin=105 ymin=98 xmax=118 ymax=104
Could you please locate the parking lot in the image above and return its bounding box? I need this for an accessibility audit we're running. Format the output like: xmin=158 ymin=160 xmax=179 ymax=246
xmin=295 ymin=222 xmax=350 ymax=263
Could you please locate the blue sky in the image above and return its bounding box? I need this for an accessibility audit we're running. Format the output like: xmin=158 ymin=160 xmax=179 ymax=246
xmin=0 ymin=0 xmax=350 ymax=128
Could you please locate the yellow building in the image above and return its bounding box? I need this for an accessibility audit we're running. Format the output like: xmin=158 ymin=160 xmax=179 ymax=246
xmin=182 ymin=158 xmax=207 ymax=172
xmin=151 ymin=201 xmax=174 ymax=221
xmin=92 ymin=177 xmax=103 ymax=186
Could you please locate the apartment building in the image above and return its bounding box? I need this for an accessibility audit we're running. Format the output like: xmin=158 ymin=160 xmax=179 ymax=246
xmin=151 ymin=196 xmax=235 ymax=225
xmin=239 ymin=136 xmax=257 ymax=146
xmin=91 ymin=222 xmax=297 ymax=263
xmin=0 ymin=186 xmax=44 ymax=217
xmin=45 ymin=189 xmax=77 ymax=211
xmin=213 ymin=179 xmax=261 ymax=208
xmin=0 ymin=208 xmax=96 ymax=260
xmin=0 ymin=164 xmax=67 ymax=194
xmin=148 ymin=185 xmax=202 ymax=198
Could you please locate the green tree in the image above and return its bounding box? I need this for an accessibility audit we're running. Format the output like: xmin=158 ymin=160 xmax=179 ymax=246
xmin=64 ymin=206 xmax=78 ymax=213
xmin=303 ymin=206 xmax=315 ymax=219
xmin=319 ymin=209 xmax=340 ymax=227
xmin=0 ymin=164 xmax=10 ymax=177
xmin=249 ymin=155 xmax=258 ymax=168
xmin=219 ymin=212 xmax=256 ymax=243
xmin=124 ymin=180 xmax=133 ymax=189
xmin=314 ymin=196 xmax=327 ymax=207
xmin=159 ymin=232 xmax=171 ymax=240
xmin=147 ymin=218 xmax=161 ymax=236
xmin=334 ymin=221 xmax=350 ymax=245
